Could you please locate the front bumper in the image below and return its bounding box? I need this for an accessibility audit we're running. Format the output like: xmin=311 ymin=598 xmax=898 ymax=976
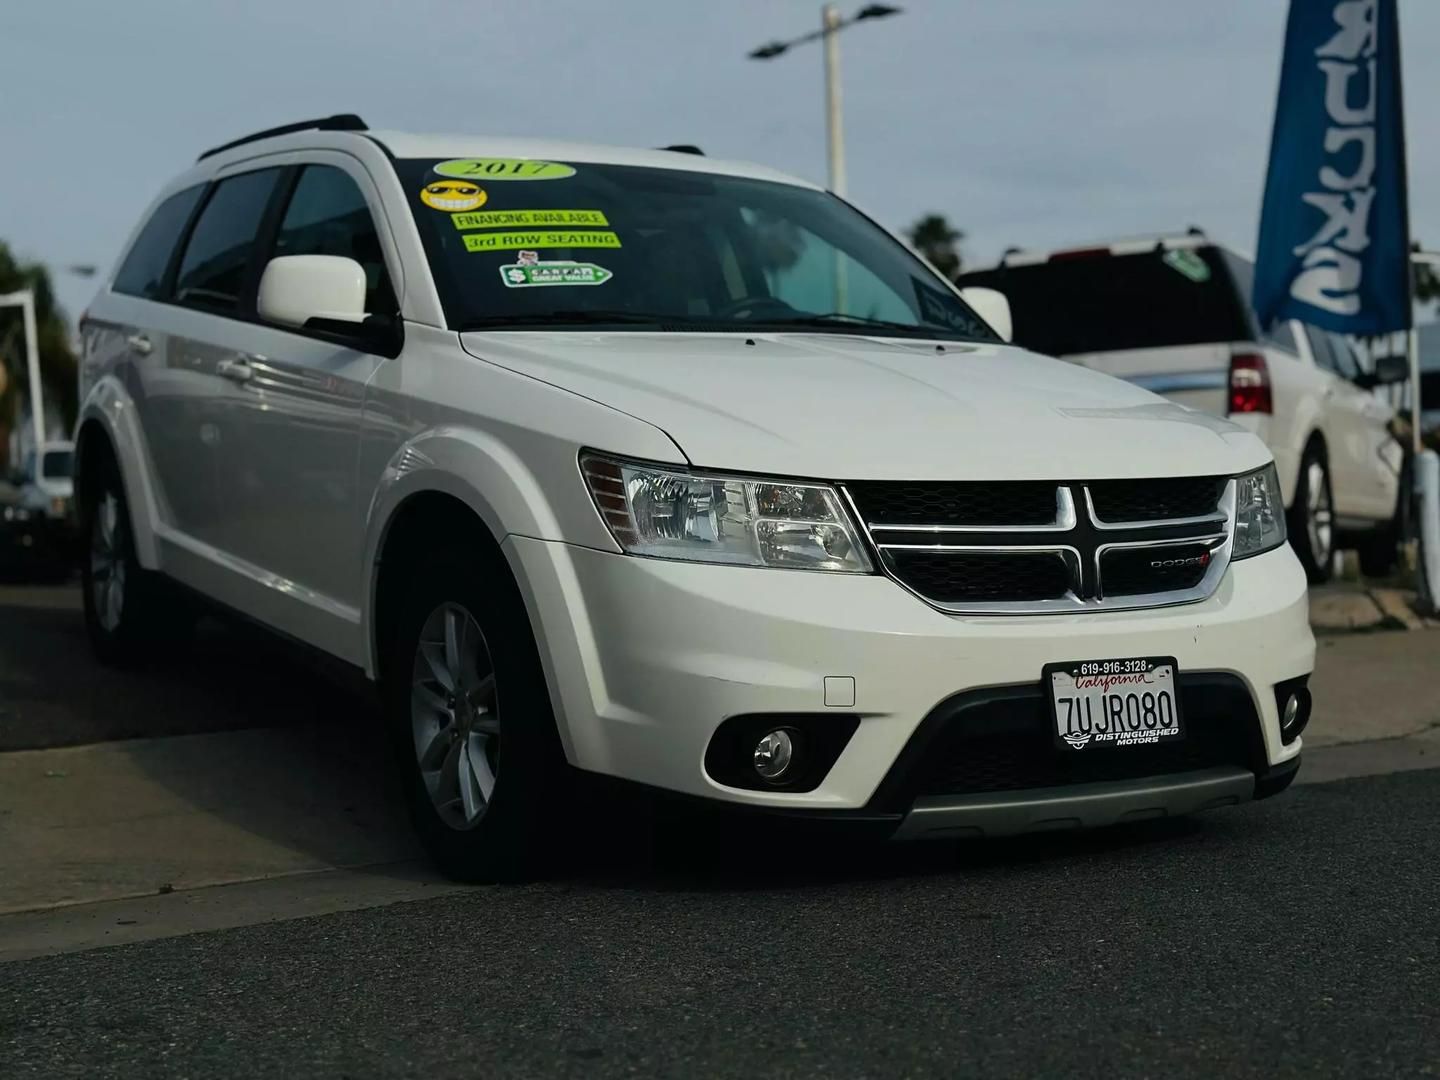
xmin=508 ymin=536 xmax=1313 ymax=816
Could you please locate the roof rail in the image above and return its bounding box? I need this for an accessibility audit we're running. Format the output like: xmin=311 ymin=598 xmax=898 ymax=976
xmin=198 ymin=114 xmax=368 ymax=162
xmin=658 ymin=144 xmax=705 ymax=156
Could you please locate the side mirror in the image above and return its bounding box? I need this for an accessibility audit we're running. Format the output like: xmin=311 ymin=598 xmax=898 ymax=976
xmin=958 ymin=286 xmax=1013 ymax=343
xmin=1370 ymin=354 xmax=1411 ymax=386
xmin=257 ymin=255 xmax=367 ymax=329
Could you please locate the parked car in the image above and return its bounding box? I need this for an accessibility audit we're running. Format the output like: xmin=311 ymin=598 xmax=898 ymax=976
xmin=958 ymin=234 xmax=1409 ymax=581
xmin=0 ymin=441 xmax=77 ymax=579
xmin=76 ymin=117 xmax=1314 ymax=880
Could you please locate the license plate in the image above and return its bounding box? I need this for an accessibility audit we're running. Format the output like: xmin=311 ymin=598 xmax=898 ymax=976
xmin=1044 ymin=657 xmax=1185 ymax=751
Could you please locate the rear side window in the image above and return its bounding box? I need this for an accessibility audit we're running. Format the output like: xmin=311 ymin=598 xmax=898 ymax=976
xmin=271 ymin=165 xmax=398 ymax=317
xmin=174 ymin=168 xmax=283 ymax=313
xmin=1304 ymin=326 xmax=1360 ymax=379
xmin=112 ymin=185 xmax=205 ymax=300
xmin=957 ymin=246 xmax=1252 ymax=357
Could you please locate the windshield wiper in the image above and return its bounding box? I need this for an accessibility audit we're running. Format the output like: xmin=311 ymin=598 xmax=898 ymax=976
xmin=758 ymin=312 xmax=963 ymax=338
xmin=458 ymin=310 xmax=668 ymax=331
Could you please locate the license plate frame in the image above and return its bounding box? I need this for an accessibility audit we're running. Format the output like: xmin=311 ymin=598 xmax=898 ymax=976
xmin=1044 ymin=656 xmax=1186 ymax=752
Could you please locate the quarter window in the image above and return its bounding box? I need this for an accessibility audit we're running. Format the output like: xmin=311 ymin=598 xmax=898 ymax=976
xmin=271 ymin=165 xmax=397 ymax=317
xmin=174 ymin=168 xmax=283 ymax=313
xmin=112 ymin=185 xmax=205 ymax=300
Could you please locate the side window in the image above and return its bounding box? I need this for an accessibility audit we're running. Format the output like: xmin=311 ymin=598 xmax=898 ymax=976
xmin=174 ymin=168 xmax=283 ymax=314
xmin=1265 ymin=321 xmax=1297 ymax=354
xmin=1304 ymin=325 xmax=1338 ymax=373
xmin=271 ymin=165 xmax=398 ymax=317
xmin=1327 ymin=333 xmax=1360 ymax=380
xmin=112 ymin=185 xmax=205 ymax=300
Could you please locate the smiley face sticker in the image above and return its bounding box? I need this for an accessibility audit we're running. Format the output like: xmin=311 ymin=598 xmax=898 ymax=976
xmin=420 ymin=180 xmax=487 ymax=213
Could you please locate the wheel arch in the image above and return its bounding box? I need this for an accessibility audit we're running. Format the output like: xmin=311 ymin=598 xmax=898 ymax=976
xmin=73 ymin=377 xmax=163 ymax=570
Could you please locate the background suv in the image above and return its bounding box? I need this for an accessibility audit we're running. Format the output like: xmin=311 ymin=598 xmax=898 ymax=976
xmin=959 ymin=234 xmax=1410 ymax=581
xmin=75 ymin=118 xmax=1313 ymax=879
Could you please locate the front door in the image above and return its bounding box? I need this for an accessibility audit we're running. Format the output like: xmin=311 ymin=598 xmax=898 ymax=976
xmin=209 ymin=159 xmax=401 ymax=651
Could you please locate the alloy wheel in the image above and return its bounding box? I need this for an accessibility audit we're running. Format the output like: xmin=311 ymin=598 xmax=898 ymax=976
xmin=410 ymin=603 xmax=501 ymax=830
xmin=1305 ymin=461 xmax=1333 ymax=567
xmin=90 ymin=492 xmax=127 ymax=633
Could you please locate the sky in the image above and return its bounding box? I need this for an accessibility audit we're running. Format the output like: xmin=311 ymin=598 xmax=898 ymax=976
xmin=2 ymin=0 xmax=1438 ymax=324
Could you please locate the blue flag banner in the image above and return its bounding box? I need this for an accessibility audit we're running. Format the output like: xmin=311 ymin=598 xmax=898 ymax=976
xmin=1254 ymin=0 xmax=1411 ymax=335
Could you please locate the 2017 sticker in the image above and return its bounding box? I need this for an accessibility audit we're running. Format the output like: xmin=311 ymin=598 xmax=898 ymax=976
xmin=452 ymin=209 xmax=610 ymax=230
xmin=499 ymin=255 xmax=614 ymax=288
xmin=462 ymin=230 xmax=621 ymax=253
xmin=419 ymin=180 xmax=487 ymax=212
xmin=434 ymin=158 xmax=576 ymax=181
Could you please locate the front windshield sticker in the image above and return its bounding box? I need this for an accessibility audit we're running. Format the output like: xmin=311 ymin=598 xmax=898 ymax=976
xmin=462 ymin=230 xmax=622 ymax=253
xmin=500 ymin=253 xmax=614 ymax=288
xmin=434 ymin=158 xmax=577 ymax=182
xmin=452 ymin=208 xmax=610 ymax=230
xmin=1162 ymin=248 xmax=1212 ymax=283
xmin=419 ymin=181 xmax=487 ymax=212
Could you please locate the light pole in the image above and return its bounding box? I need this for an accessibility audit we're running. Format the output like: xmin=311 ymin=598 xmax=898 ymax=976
xmin=749 ymin=4 xmax=903 ymax=197
xmin=0 ymin=290 xmax=46 ymax=451
xmin=1410 ymin=251 xmax=1437 ymax=457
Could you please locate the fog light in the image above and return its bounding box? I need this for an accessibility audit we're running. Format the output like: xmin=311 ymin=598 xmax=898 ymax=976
xmin=753 ymin=729 xmax=795 ymax=783
xmin=1282 ymin=695 xmax=1300 ymax=732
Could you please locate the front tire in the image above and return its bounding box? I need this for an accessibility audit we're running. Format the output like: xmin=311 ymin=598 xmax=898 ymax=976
xmin=79 ymin=451 xmax=189 ymax=664
xmin=382 ymin=547 xmax=563 ymax=882
xmin=1288 ymin=447 xmax=1335 ymax=584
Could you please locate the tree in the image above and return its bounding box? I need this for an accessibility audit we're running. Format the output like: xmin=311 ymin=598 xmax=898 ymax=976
xmin=905 ymin=213 xmax=965 ymax=280
xmin=0 ymin=243 xmax=77 ymax=470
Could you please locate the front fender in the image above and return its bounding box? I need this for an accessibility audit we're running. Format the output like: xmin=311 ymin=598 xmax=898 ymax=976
xmin=360 ymin=427 xmax=624 ymax=678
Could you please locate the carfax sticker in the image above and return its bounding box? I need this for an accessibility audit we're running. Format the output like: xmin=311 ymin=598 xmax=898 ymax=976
xmin=452 ymin=209 xmax=610 ymax=230
xmin=419 ymin=180 xmax=487 ymax=212
xmin=434 ymin=158 xmax=576 ymax=181
xmin=1162 ymin=248 xmax=1211 ymax=283
xmin=462 ymin=230 xmax=622 ymax=252
xmin=499 ymin=254 xmax=614 ymax=288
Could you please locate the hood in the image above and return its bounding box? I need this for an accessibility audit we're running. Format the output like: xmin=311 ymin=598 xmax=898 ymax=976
xmin=459 ymin=331 xmax=1271 ymax=481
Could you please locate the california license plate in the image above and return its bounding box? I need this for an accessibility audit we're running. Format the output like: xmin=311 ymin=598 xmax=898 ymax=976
xmin=1044 ymin=657 xmax=1185 ymax=751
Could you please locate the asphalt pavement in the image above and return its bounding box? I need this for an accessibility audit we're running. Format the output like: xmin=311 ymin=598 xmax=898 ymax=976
xmin=1 ymin=581 xmax=1438 ymax=1078
xmin=3 ymin=770 xmax=1438 ymax=1078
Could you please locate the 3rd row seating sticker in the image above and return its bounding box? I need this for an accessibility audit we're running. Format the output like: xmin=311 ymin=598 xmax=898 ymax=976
xmin=452 ymin=209 xmax=609 ymax=230
xmin=434 ymin=158 xmax=577 ymax=181
xmin=463 ymin=230 xmax=622 ymax=252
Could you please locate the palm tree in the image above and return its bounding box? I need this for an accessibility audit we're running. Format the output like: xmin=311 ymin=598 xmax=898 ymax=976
xmin=906 ymin=214 xmax=965 ymax=280
xmin=0 ymin=243 xmax=77 ymax=471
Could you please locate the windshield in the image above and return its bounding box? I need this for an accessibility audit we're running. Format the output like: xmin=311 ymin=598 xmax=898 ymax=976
xmin=958 ymin=246 xmax=1253 ymax=357
xmin=397 ymin=158 xmax=993 ymax=341
xmin=41 ymin=450 xmax=74 ymax=480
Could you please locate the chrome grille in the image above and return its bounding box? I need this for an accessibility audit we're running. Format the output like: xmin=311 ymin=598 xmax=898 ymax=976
xmin=845 ymin=478 xmax=1234 ymax=614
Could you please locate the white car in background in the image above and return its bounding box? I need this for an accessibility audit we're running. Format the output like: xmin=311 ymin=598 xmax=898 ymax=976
xmin=959 ymin=234 xmax=1409 ymax=581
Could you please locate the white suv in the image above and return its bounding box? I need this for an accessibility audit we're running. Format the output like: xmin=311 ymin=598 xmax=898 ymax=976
xmin=959 ymin=234 xmax=1410 ymax=582
xmin=77 ymin=118 xmax=1314 ymax=880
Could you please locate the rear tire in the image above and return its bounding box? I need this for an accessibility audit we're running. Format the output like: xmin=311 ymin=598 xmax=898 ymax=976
xmin=79 ymin=449 xmax=192 ymax=665
xmin=381 ymin=544 xmax=565 ymax=883
xmin=1287 ymin=446 xmax=1334 ymax=584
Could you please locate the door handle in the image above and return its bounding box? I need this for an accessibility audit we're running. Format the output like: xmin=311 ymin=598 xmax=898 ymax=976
xmin=216 ymin=357 xmax=254 ymax=383
xmin=126 ymin=333 xmax=153 ymax=356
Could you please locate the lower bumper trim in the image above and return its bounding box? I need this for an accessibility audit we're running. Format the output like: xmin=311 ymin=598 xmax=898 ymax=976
xmin=892 ymin=766 xmax=1255 ymax=841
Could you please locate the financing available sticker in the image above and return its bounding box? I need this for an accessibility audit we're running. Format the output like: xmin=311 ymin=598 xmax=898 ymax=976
xmin=499 ymin=254 xmax=614 ymax=288
xmin=452 ymin=208 xmax=610 ymax=230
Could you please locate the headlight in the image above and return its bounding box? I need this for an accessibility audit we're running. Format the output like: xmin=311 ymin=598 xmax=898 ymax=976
xmin=1232 ymin=462 xmax=1287 ymax=559
xmin=2 ymin=506 xmax=28 ymax=522
xmin=581 ymin=454 xmax=872 ymax=572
